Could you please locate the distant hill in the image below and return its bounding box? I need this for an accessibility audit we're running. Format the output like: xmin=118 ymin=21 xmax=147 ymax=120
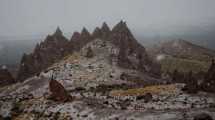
xmin=0 ymin=40 xmax=38 ymax=65
xmin=148 ymin=39 xmax=215 ymax=73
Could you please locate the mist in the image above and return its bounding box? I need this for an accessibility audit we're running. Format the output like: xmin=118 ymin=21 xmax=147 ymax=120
xmin=0 ymin=0 xmax=215 ymax=38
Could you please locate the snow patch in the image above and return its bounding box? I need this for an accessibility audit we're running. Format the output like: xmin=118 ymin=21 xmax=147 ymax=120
xmin=156 ymin=54 xmax=166 ymax=61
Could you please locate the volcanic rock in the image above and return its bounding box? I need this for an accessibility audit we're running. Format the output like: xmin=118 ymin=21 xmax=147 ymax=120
xmin=49 ymin=79 xmax=72 ymax=102
xmin=110 ymin=21 xmax=161 ymax=77
xmin=92 ymin=27 xmax=102 ymax=39
xmin=71 ymin=28 xmax=93 ymax=51
xmin=17 ymin=21 xmax=161 ymax=82
xmin=92 ymin=22 xmax=111 ymax=40
xmin=17 ymin=27 xmax=73 ymax=81
xmin=100 ymin=22 xmax=111 ymax=39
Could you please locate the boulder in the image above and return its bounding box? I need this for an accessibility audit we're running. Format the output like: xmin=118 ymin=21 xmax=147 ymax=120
xmin=49 ymin=79 xmax=72 ymax=102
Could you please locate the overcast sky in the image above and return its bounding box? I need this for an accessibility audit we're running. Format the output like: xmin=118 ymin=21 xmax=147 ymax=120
xmin=0 ymin=0 xmax=215 ymax=37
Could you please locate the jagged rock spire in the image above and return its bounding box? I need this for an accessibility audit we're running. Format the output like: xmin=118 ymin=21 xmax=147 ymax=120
xmin=81 ymin=27 xmax=90 ymax=36
xmin=71 ymin=32 xmax=81 ymax=41
xmin=17 ymin=26 xmax=71 ymax=81
xmin=101 ymin=22 xmax=110 ymax=33
xmin=53 ymin=26 xmax=63 ymax=36
xmin=92 ymin=27 xmax=102 ymax=39
xmin=16 ymin=20 xmax=161 ymax=82
xmin=113 ymin=20 xmax=127 ymax=29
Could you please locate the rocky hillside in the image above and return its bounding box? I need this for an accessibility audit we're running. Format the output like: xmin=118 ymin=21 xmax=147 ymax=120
xmin=149 ymin=39 xmax=215 ymax=74
xmin=2 ymin=21 xmax=215 ymax=120
xmin=151 ymin=39 xmax=215 ymax=62
xmin=1 ymin=35 xmax=215 ymax=120
xmin=17 ymin=27 xmax=74 ymax=81
xmin=16 ymin=21 xmax=160 ymax=82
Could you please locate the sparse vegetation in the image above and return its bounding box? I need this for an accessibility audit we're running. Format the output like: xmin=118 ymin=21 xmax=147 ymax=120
xmin=161 ymin=57 xmax=210 ymax=74
xmin=110 ymin=84 xmax=180 ymax=97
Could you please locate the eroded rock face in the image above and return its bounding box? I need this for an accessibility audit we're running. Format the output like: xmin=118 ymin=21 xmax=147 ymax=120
xmin=0 ymin=67 xmax=15 ymax=86
xmin=92 ymin=27 xmax=102 ymax=39
xmin=17 ymin=27 xmax=73 ymax=81
xmin=73 ymin=28 xmax=93 ymax=51
xmin=85 ymin=47 xmax=94 ymax=58
xmin=17 ymin=21 xmax=161 ymax=82
xmin=92 ymin=22 xmax=111 ymax=40
xmin=110 ymin=21 xmax=161 ymax=77
xmin=49 ymin=79 xmax=72 ymax=102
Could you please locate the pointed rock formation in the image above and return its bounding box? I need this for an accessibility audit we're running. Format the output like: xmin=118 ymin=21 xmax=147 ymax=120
xmin=72 ymin=28 xmax=92 ymax=51
xmin=71 ymin=32 xmax=81 ymax=41
xmin=101 ymin=22 xmax=110 ymax=33
xmin=110 ymin=21 xmax=161 ymax=77
xmin=0 ymin=66 xmax=15 ymax=86
xmin=92 ymin=27 xmax=102 ymax=39
xmin=92 ymin=22 xmax=111 ymax=40
xmin=70 ymin=32 xmax=81 ymax=50
xmin=100 ymin=22 xmax=111 ymax=39
xmin=49 ymin=78 xmax=72 ymax=102
xmin=53 ymin=26 xmax=63 ymax=37
xmin=17 ymin=27 xmax=73 ymax=81
xmin=17 ymin=21 xmax=161 ymax=82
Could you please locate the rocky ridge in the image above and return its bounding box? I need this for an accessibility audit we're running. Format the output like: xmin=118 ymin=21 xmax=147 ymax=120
xmin=16 ymin=21 xmax=160 ymax=82
xmin=0 ymin=36 xmax=215 ymax=120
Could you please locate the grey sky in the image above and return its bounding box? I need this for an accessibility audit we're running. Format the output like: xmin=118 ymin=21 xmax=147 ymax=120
xmin=0 ymin=0 xmax=215 ymax=36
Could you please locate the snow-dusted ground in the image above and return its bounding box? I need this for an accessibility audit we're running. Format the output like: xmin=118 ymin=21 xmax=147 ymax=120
xmin=0 ymin=39 xmax=215 ymax=120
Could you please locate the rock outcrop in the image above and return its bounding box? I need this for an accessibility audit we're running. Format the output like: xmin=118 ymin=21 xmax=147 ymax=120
xmin=92 ymin=22 xmax=111 ymax=40
xmin=17 ymin=21 xmax=161 ymax=82
xmin=17 ymin=27 xmax=73 ymax=81
xmin=0 ymin=66 xmax=15 ymax=86
xmin=72 ymin=28 xmax=93 ymax=51
xmin=49 ymin=78 xmax=72 ymax=102
xmin=109 ymin=21 xmax=161 ymax=77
